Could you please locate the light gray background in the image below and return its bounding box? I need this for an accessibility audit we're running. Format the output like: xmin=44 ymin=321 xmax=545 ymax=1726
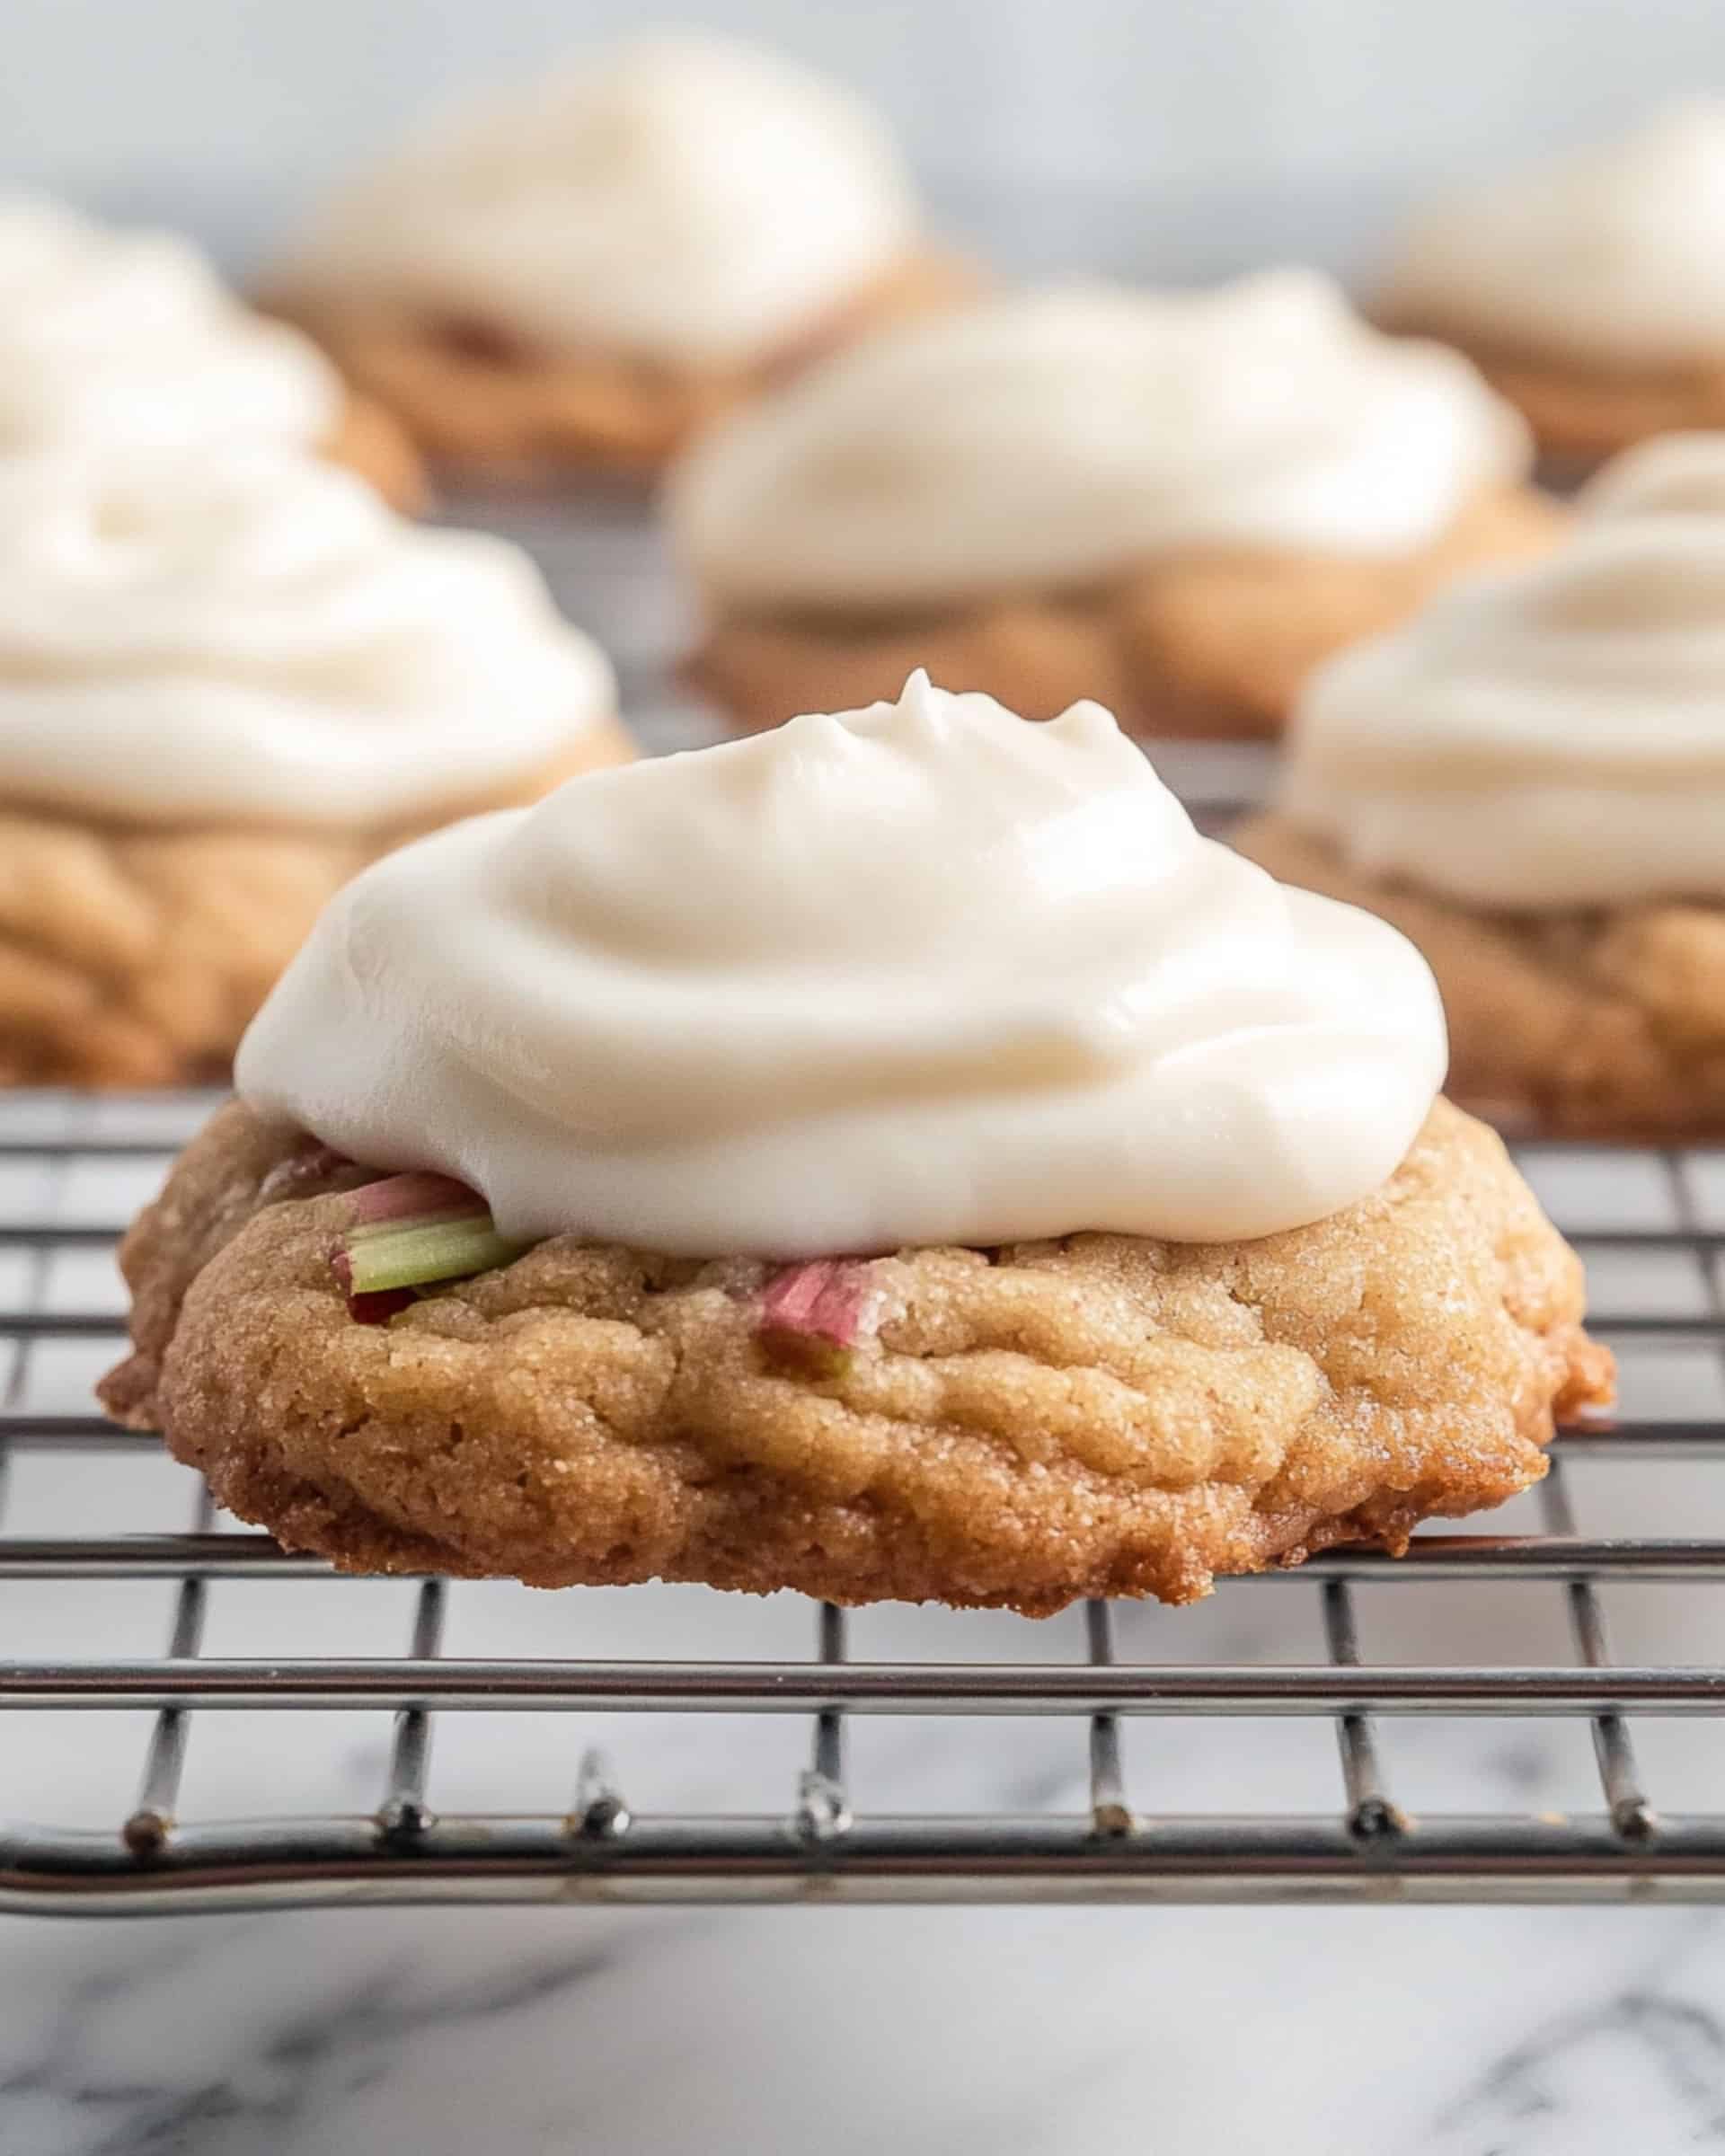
xmin=5 ymin=0 xmax=1724 ymax=278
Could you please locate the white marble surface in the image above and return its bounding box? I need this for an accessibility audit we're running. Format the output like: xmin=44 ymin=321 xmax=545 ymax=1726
xmin=4 ymin=1895 xmax=1725 ymax=2154
xmin=2 ymin=504 xmax=1723 ymax=2153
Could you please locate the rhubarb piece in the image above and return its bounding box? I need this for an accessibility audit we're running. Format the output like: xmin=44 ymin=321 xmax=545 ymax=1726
xmin=335 ymin=1217 xmax=532 ymax=1297
xmin=757 ymin=1259 xmax=880 ymax=1378
xmin=346 ymin=1171 xmax=488 ymax=1230
xmin=330 ymin=1171 xmax=535 ymax=1306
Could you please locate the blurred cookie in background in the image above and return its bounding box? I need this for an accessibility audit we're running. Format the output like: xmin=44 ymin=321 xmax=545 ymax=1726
xmin=0 ymin=443 xmax=628 ymax=1086
xmin=1236 ymin=430 xmax=1725 ymax=1138
xmin=670 ymin=271 xmax=1561 ymax=738
xmin=268 ymin=33 xmax=977 ymax=486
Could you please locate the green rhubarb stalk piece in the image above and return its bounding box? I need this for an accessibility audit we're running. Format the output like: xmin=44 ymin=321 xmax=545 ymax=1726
xmin=330 ymin=1171 xmax=535 ymax=1299
xmin=338 ymin=1218 xmax=534 ymax=1295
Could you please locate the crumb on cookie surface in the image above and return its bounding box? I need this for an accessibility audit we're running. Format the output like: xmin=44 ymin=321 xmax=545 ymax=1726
xmin=100 ymin=1098 xmax=1612 ymax=1613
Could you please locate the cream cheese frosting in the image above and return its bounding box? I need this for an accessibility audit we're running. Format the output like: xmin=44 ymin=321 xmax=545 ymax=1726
xmin=0 ymin=444 xmax=615 ymax=830
xmin=0 ymin=197 xmax=341 ymax=455
xmin=1281 ymin=431 xmax=1725 ymax=908
xmin=278 ymin=33 xmax=918 ymax=371
xmin=1381 ymin=101 xmax=1725 ymax=373
xmin=238 ymin=672 xmax=1447 ymax=1254
xmin=667 ymin=271 xmax=1533 ymax=614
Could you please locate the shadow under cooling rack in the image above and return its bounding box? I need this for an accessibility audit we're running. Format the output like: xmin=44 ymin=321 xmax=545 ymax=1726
xmin=0 ymin=1096 xmax=1722 ymax=1911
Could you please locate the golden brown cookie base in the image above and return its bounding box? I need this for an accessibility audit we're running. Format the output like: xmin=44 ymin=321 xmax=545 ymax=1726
xmin=320 ymin=392 xmax=429 ymax=514
xmin=100 ymin=1099 xmax=1611 ymax=1613
xmin=1380 ymin=315 xmax=1725 ymax=469
xmin=0 ymin=718 xmax=634 ymax=1088
xmin=280 ymin=252 xmax=978 ymax=483
xmin=688 ymin=484 xmax=1564 ymax=738
xmin=1234 ymin=816 xmax=1725 ymax=1140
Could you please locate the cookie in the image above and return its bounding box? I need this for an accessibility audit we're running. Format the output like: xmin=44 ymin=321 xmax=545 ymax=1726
xmin=688 ymin=483 xmax=1564 ymax=738
xmin=0 ymin=727 xmax=633 ymax=1088
xmin=1234 ymin=816 xmax=1725 ymax=1140
xmin=101 ymin=1097 xmax=1611 ymax=1613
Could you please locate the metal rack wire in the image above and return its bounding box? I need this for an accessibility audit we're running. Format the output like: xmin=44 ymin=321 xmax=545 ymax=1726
xmin=0 ymin=1101 xmax=1721 ymax=1912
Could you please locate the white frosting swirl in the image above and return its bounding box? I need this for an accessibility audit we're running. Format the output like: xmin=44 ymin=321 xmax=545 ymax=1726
xmin=1282 ymin=432 xmax=1725 ymax=908
xmin=1382 ymin=101 xmax=1725 ymax=373
xmin=668 ymin=272 xmax=1532 ymax=614
xmin=279 ymin=33 xmax=918 ymax=370
xmin=0 ymin=197 xmax=341 ymax=455
xmin=238 ymin=674 xmax=1446 ymax=1254
xmin=0 ymin=445 xmax=615 ymax=830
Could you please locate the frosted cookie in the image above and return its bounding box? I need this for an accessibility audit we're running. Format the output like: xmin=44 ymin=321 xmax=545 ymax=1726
xmin=1378 ymin=102 xmax=1725 ymax=466
xmin=669 ymin=273 xmax=1559 ymax=738
xmin=0 ymin=196 xmax=422 ymax=508
xmin=0 ymin=444 xmax=629 ymax=1086
xmin=102 ymin=676 xmax=1610 ymax=1610
xmin=1236 ymin=432 xmax=1725 ymax=1137
xmin=269 ymin=34 xmax=971 ymax=482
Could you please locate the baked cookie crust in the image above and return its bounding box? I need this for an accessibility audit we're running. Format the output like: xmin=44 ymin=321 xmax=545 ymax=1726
xmin=279 ymin=252 xmax=977 ymax=483
xmin=1235 ymin=815 xmax=1725 ymax=1140
xmin=0 ymin=720 xmax=634 ymax=1088
xmin=687 ymin=484 xmax=1564 ymax=738
xmin=100 ymin=1098 xmax=1611 ymax=1613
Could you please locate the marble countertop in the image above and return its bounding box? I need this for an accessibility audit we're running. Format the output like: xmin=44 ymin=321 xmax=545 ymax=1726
xmin=2 ymin=499 xmax=1722 ymax=2155
xmin=7 ymin=1895 xmax=1725 ymax=2152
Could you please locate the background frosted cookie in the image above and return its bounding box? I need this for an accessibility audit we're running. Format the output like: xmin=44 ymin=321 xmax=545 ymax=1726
xmin=0 ymin=445 xmax=629 ymax=1086
xmin=1378 ymin=101 xmax=1725 ymax=467
xmin=102 ymin=680 xmax=1610 ymax=1609
xmin=0 ymin=196 xmax=422 ymax=508
xmin=1236 ymin=432 xmax=1725 ymax=1137
xmin=269 ymin=34 xmax=973 ymax=482
xmin=669 ymin=274 xmax=1559 ymax=738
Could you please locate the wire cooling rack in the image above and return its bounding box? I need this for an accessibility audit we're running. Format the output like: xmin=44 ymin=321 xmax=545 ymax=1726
xmin=0 ymin=1091 xmax=1722 ymax=1912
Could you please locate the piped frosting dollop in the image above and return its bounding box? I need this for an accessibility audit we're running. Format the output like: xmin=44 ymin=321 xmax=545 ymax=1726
xmin=0 ymin=444 xmax=615 ymax=829
xmin=240 ymin=673 xmax=1446 ymax=1253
